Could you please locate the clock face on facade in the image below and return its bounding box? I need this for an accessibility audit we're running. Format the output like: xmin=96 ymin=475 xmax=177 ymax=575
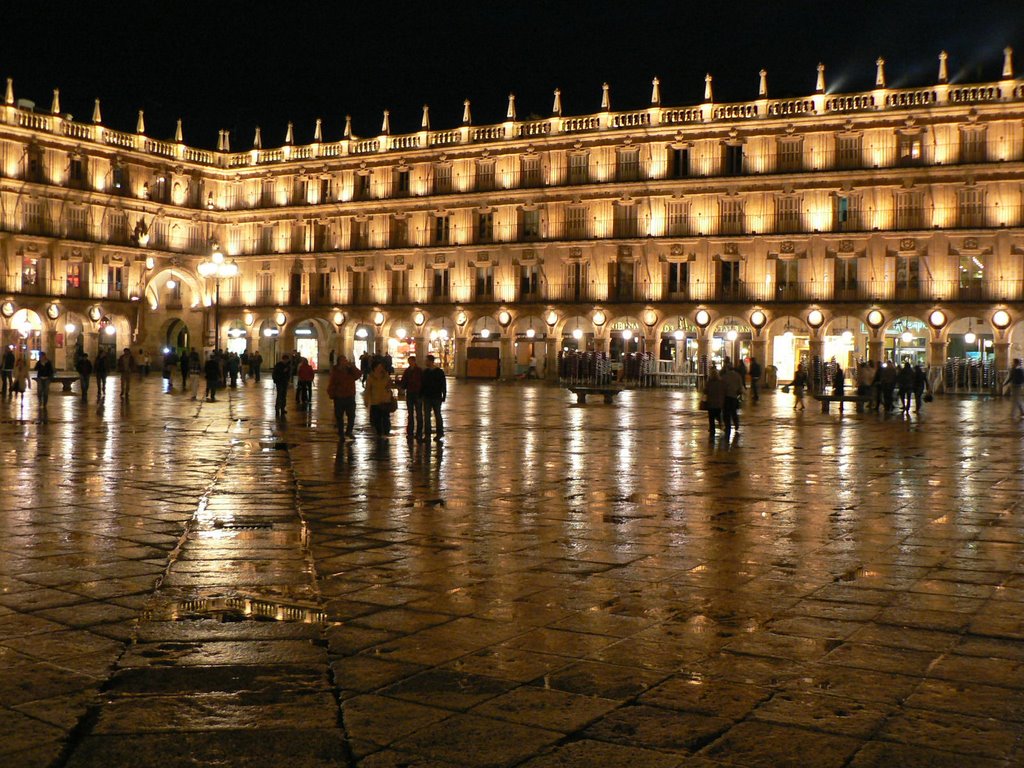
xmin=46 ymin=303 xmax=60 ymax=320
xmin=0 ymin=302 xmax=13 ymax=318
xmin=88 ymin=306 xmax=102 ymax=322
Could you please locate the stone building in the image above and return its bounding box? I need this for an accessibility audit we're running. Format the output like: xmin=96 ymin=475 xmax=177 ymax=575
xmin=0 ymin=50 xmax=1022 ymax=386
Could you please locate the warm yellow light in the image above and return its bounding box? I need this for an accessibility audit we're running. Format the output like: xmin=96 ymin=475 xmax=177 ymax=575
xmin=992 ymin=310 xmax=1011 ymax=329
xmin=572 ymin=328 xmax=583 ymax=340
xmin=480 ymin=328 xmax=491 ymax=339
xmin=413 ymin=311 xmax=425 ymax=326
xmin=928 ymin=310 xmax=946 ymax=327
xmin=694 ymin=309 xmax=711 ymax=327
xmin=622 ymin=329 xmax=633 ymax=341
xmin=373 ymin=311 xmax=385 ymax=326
xmin=673 ymin=330 xmax=684 ymax=341
xmin=867 ymin=310 xmax=884 ymax=328
xmin=807 ymin=309 xmax=824 ymax=328
xmin=901 ymin=331 xmax=914 ymax=343
xmin=333 ymin=311 xmax=344 ymax=326
xmin=274 ymin=311 xmax=286 ymax=325
xmin=643 ymin=309 xmax=657 ymax=326
xmin=592 ymin=310 xmax=606 ymax=326
xmin=726 ymin=329 xmax=738 ymax=342
xmin=964 ymin=331 xmax=977 ymax=344
xmin=546 ymin=311 xmax=558 ymax=326
xmin=395 ymin=327 xmax=407 ymax=339
xmin=498 ymin=310 xmax=511 ymax=326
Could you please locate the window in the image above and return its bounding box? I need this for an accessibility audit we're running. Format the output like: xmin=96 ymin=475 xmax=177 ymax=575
xmin=260 ymin=179 xmax=276 ymax=206
xmin=777 ymin=139 xmax=802 ymax=172
xmin=898 ymin=133 xmax=924 ymax=166
xmin=608 ymin=261 xmax=635 ymax=301
xmin=27 ymin=147 xmax=43 ymax=183
xmin=719 ymin=198 xmax=744 ymax=235
xmin=567 ymin=262 xmax=588 ymax=301
xmin=320 ymin=177 xmax=332 ymax=203
xmin=152 ymin=220 xmax=168 ymax=248
xmin=520 ymin=155 xmax=541 ymax=188
xmin=289 ymin=273 xmax=302 ymax=305
xmin=66 ymin=264 xmax=82 ymax=292
xmin=188 ymin=173 xmax=204 ymax=208
xmin=958 ymin=187 xmax=985 ymax=228
xmin=432 ymin=215 xmax=451 ymax=245
xmin=566 ymin=206 xmax=588 ymax=239
xmin=616 ymin=148 xmax=640 ymax=182
xmin=476 ymin=160 xmax=495 ymax=192
xmin=350 ymin=219 xmax=369 ymax=250
xmin=521 ymin=209 xmax=540 ymax=241
xmin=260 ymin=224 xmax=276 ymax=253
xmin=112 ymin=164 xmax=129 ymax=195
xmin=723 ymin=144 xmax=744 ymax=175
xmin=476 ymin=212 xmax=494 ymax=244
xmin=108 ymin=266 xmax=123 ymax=296
xmin=68 ymin=156 xmax=86 ymax=188
xmin=23 ymin=201 xmax=43 ymax=234
xmin=895 ymin=254 xmax=920 ymax=295
xmin=519 ymin=264 xmax=540 ymax=298
xmin=775 ymin=196 xmax=801 ymax=233
xmin=667 ymin=201 xmax=689 ymax=236
xmin=152 ymin=175 xmax=169 ymax=203
xmin=109 ymin=210 xmax=128 ymax=244
xmin=433 ymin=165 xmax=452 ymax=194
xmin=350 ymin=271 xmax=370 ymax=304
xmin=259 ymin=272 xmax=274 ymax=301
xmin=22 ymin=255 xmax=38 ymax=288
xmin=292 ymin=177 xmax=307 ymax=205
xmin=474 ymin=266 xmax=494 ymax=300
xmin=666 ymin=262 xmax=688 ymax=297
xmin=775 ymin=259 xmax=799 ymax=297
xmin=959 ymin=253 xmax=984 ymax=292
xmin=960 ymin=129 xmax=987 ymax=164
xmin=613 ymin=204 xmax=639 ymax=238
xmin=834 ymin=258 xmax=858 ymax=295
xmin=354 ymin=173 xmax=371 ymax=201
xmin=66 ymin=207 xmax=87 ymax=239
xmin=668 ymin=147 xmax=689 ymax=179
xmin=390 ymin=269 xmax=409 ymax=303
xmin=394 ymin=168 xmax=410 ymax=197
xmin=187 ymin=223 xmax=203 ymax=253
xmin=312 ymin=222 xmax=329 ymax=251
xmin=432 ymin=268 xmax=451 ymax=300
xmin=836 ymin=135 xmax=862 ymax=170
xmin=834 ymin=195 xmax=862 ymax=231
xmin=309 ymin=273 xmax=330 ymax=304
xmin=895 ymin=192 xmax=923 ymax=230
xmin=719 ymin=260 xmax=741 ymax=297
xmin=568 ymin=153 xmax=589 ymax=185
xmin=389 ymin=217 xmax=408 ymax=248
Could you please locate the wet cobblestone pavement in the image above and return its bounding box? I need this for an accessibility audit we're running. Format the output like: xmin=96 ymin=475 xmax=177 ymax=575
xmin=1 ymin=375 xmax=1024 ymax=767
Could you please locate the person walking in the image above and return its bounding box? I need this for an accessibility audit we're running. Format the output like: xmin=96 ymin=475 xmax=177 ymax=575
xmin=272 ymin=354 xmax=291 ymax=417
xmin=364 ymin=361 xmax=395 ymax=438
xmin=856 ymin=361 xmax=874 ymax=397
xmin=240 ymin=350 xmax=250 ymax=382
xmin=359 ymin=351 xmax=372 ymax=387
xmin=179 ymin=349 xmax=191 ymax=390
xmin=11 ymin=355 xmax=30 ymax=401
xmin=117 ymin=347 xmax=136 ymax=401
xmin=251 ymin=350 xmax=263 ymax=382
xmin=703 ymin=367 xmax=726 ymax=438
xmin=140 ymin=349 xmax=151 ymax=377
xmin=720 ymin=363 xmax=743 ymax=436
xmin=748 ymin=357 xmax=762 ymax=403
xmin=296 ymin=356 xmax=314 ymax=408
xmin=190 ymin=351 xmax=202 ymax=400
xmin=912 ymin=364 xmax=930 ymax=412
xmin=879 ymin=359 xmax=898 ymax=412
xmin=76 ymin=352 xmax=93 ymax=402
xmin=204 ymin=354 xmax=220 ymax=401
xmin=1 ymin=346 xmax=14 ymax=397
xmin=227 ymin=352 xmax=241 ymax=388
xmin=832 ymin=360 xmax=845 ymax=396
xmin=421 ymin=354 xmax=447 ymax=442
xmin=793 ymin=362 xmax=808 ymax=411
xmin=897 ymin=361 xmax=914 ymax=413
xmin=95 ymin=350 xmax=109 ymax=400
xmin=327 ymin=355 xmax=361 ymax=438
xmin=399 ymin=355 xmax=424 ymax=442
xmin=34 ymin=352 xmax=54 ymax=408
xmin=1011 ymin=359 xmax=1024 ymax=419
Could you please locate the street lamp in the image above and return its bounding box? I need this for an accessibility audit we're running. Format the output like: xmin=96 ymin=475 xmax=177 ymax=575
xmin=197 ymin=245 xmax=239 ymax=352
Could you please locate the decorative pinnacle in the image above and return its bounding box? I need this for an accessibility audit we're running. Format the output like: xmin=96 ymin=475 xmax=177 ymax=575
xmin=601 ymin=82 xmax=610 ymax=110
xmin=938 ymin=51 xmax=949 ymax=83
xmin=650 ymin=77 xmax=661 ymax=106
xmin=758 ymin=70 xmax=767 ymax=98
xmin=815 ymin=63 xmax=825 ymax=93
xmin=552 ymin=88 xmax=562 ymax=116
xmin=875 ymin=57 xmax=886 ymax=88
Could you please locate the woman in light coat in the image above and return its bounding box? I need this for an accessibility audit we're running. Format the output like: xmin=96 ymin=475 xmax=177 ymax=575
xmin=364 ymin=362 xmax=395 ymax=437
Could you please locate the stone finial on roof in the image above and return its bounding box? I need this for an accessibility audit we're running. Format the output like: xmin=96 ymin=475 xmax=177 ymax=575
xmin=175 ymin=119 xmax=183 ymax=143
xmin=506 ymin=93 xmax=516 ymax=120
xmin=136 ymin=110 xmax=145 ymax=134
xmin=51 ymin=89 xmax=60 ymax=115
xmin=601 ymin=82 xmax=610 ymax=110
xmin=938 ymin=51 xmax=949 ymax=83
xmin=552 ymin=88 xmax=562 ymax=116
xmin=92 ymin=98 xmax=102 ymax=124
xmin=253 ymin=126 xmax=262 ymax=149
xmin=758 ymin=70 xmax=767 ymax=98
xmin=217 ymin=130 xmax=225 ymax=151
xmin=223 ymin=130 xmax=230 ymax=152
xmin=1004 ymin=47 xmax=1014 ymax=79
xmin=704 ymin=74 xmax=713 ymax=102
xmin=4 ymin=78 xmax=12 ymax=105
xmin=284 ymin=121 xmax=294 ymax=145
xmin=815 ymin=63 xmax=825 ymax=94
xmin=650 ymin=77 xmax=661 ymax=106
xmin=313 ymin=118 xmax=323 ymax=142
xmin=876 ymin=57 xmax=886 ymax=87
xmin=380 ymin=110 xmax=390 ymax=135
xmin=421 ymin=104 xmax=430 ymax=130
xmin=462 ymin=99 xmax=472 ymax=125
xmin=343 ymin=115 xmax=352 ymax=139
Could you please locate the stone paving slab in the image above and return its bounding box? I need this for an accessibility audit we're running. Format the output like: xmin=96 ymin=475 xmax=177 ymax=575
xmin=2 ymin=376 xmax=1024 ymax=765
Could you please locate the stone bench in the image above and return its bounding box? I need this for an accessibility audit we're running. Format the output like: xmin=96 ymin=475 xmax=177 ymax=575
xmin=567 ymin=386 xmax=624 ymax=405
xmin=813 ymin=393 xmax=872 ymax=413
xmin=53 ymin=374 xmax=79 ymax=393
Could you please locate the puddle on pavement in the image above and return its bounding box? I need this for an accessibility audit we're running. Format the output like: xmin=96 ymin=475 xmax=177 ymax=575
xmin=145 ymin=595 xmax=325 ymax=623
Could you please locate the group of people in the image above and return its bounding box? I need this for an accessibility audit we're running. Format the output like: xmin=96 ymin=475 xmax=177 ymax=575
xmin=75 ymin=348 xmax=137 ymax=402
xmin=270 ymin=351 xmax=317 ymax=416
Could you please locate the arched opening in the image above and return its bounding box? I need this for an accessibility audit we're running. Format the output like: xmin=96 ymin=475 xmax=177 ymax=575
xmin=766 ymin=315 xmax=809 ymax=382
xmin=944 ymin=316 xmax=995 ymax=392
xmin=424 ymin=318 xmax=455 ymax=374
xmin=97 ymin=315 xmax=120 ymax=366
xmin=226 ymin=320 xmax=249 ymax=356
xmin=166 ymin=318 xmax=190 ymax=355
xmin=511 ymin=315 xmax=547 ymax=379
xmin=884 ymin=316 xmax=929 ymax=366
xmin=823 ymin=315 xmax=868 ymax=370
xmin=709 ymin=316 xmax=752 ymax=370
xmin=558 ymin=315 xmax=595 ymax=353
xmin=384 ymin=317 xmax=416 ymax=370
xmin=293 ymin=320 xmax=322 ymax=370
xmin=6 ymin=309 xmax=43 ymax=361
xmin=468 ymin=316 xmax=500 ymax=379
xmin=259 ymin=319 xmax=281 ymax=365
xmin=657 ymin=316 xmax=700 ymax=373
xmin=607 ymin=315 xmax=644 ymax=360
xmin=58 ymin=311 xmax=88 ymax=371
xmin=352 ymin=323 xmax=376 ymax=366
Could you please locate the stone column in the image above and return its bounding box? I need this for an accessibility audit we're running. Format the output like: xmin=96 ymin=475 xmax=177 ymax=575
xmin=750 ymin=337 xmax=767 ymax=368
xmin=454 ymin=336 xmax=468 ymax=378
xmin=697 ymin=335 xmax=710 ymax=374
xmin=44 ymin=328 xmax=57 ymax=364
xmin=808 ymin=338 xmax=824 ymax=393
xmin=595 ymin=335 xmax=609 ymax=355
xmin=85 ymin=331 xmax=99 ymax=360
xmin=500 ymin=336 xmax=514 ymax=379
xmin=929 ymin=340 xmax=949 ymax=368
xmin=868 ymin=338 xmax=884 ymax=363
xmin=546 ymin=338 xmax=559 ymax=380
xmin=414 ymin=335 xmax=428 ymax=365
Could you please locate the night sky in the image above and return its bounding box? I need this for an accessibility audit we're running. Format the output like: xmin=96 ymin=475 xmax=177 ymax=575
xmin=3 ymin=1 xmax=1022 ymax=149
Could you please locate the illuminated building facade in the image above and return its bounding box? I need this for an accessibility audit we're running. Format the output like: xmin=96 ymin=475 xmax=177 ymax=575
xmin=1 ymin=50 xmax=1023 ymax=384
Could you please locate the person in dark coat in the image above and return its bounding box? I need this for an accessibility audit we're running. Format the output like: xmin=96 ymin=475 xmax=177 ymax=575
xmin=912 ymin=364 xmax=929 ymax=412
xmin=204 ymin=354 xmax=221 ymax=401
xmin=399 ymin=355 xmax=424 ymax=442
xmin=703 ymin=367 xmax=726 ymax=437
xmin=897 ymin=362 xmax=915 ymax=413
xmin=180 ymin=349 xmax=191 ymax=389
xmin=94 ymin=350 xmax=109 ymax=400
xmin=1 ymin=346 xmax=15 ymax=396
xmin=272 ymin=354 xmax=291 ymax=417
xmin=421 ymin=354 xmax=447 ymax=442
xmin=748 ymin=357 xmax=762 ymax=403
xmin=76 ymin=352 xmax=93 ymax=402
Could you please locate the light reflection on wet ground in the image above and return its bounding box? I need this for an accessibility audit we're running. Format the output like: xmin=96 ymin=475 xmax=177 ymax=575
xmin=1 ymin=375 xmax=1023 ymax=766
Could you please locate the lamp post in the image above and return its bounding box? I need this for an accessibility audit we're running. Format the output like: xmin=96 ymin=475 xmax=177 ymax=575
xmin=197 ymin=244 xmax=238 ymax=352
